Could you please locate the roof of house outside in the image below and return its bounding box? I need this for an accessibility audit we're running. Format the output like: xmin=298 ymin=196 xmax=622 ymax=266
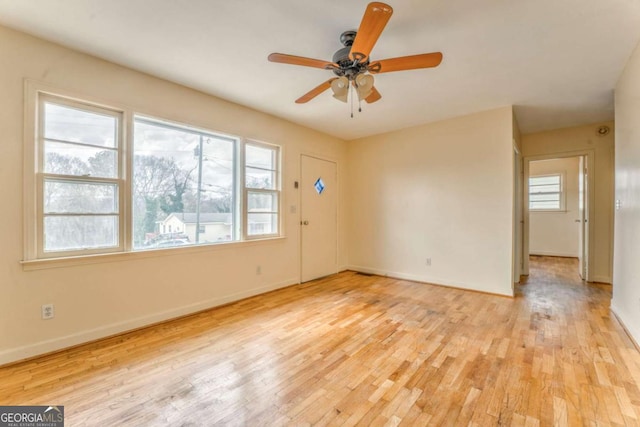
xmin=164 ymin=212 xmax=232 ymax=224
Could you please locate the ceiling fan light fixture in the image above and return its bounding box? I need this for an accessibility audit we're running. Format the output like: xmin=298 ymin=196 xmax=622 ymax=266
xmin=355 ymin=74 xmax=374 ymax=101
xmin=331 ymin=76 xmax=349 ymax=102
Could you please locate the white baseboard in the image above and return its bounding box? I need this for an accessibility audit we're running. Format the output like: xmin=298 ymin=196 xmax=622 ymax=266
xmin=591 ymin=275 xmax=612 ymax=284
xmin=529 ymin=251 xmax=578 ymax=258
xmin=0 ymin=278 xmax=298 ymax=366
xmin=611 ymin=304 xmax=640 ymax=349
xmin=347 ymin=265 xmax=513 ymax=297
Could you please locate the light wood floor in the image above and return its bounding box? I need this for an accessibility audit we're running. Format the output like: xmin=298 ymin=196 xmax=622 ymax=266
xmin=2 ymin=256 xmax=639 ymax=426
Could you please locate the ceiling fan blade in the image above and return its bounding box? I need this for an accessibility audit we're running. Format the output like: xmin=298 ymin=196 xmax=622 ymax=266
xmin=369 ymin=52 xmax=443 ymax=73
xmin=295 ymin=78 xmax=337 ymax=104
xmin=268 ymin=53 xmax=337 ymax=70
xmin=349 ymin=2 xmax=393 ymax=62
xmin=365 ymin=86 xmax=382 ymax=103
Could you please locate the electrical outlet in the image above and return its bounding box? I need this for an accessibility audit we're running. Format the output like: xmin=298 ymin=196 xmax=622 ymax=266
xmin=42 ymin=304 xmax=54 ymax=320
xmin=426 ymin=258 xmax=432 ymax=266
xmin=256 ymin=265 xmax=262 ymax=275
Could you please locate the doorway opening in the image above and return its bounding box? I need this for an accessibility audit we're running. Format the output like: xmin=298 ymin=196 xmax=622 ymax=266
xmin=523 ymin=151 xmax=594 ymax=282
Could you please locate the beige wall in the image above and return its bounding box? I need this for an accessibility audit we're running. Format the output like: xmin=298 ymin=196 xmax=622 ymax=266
xmin=529 ymin=158 xmax=580 ymax=257
xmin=347 ymin=107 xmax=515 ymax=296
xmin=522 ymin=122 xmax=615 ymax=283
xmin=0 ymin=25 xmax=348 ymax=363
xmin=613 ymin=39 xmax=640 ymax=345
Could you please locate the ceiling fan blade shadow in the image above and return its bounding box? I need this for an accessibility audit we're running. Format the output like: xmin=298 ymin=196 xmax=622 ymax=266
xmin=268 ymin=53 xmax=338 ymax=70
xmin=365 ymin=86 xmax=382 ymax=103
xmin=296 ymin=78 xmax=338 ymax=103
xmin=349 ymin=2 xmax=393 ymax=63
xmin=369 ymin=52 xmax=443 ymax=73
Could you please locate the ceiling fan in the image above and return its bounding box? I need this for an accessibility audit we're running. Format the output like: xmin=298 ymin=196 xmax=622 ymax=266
xmin=268 ymin=2 xmax=443 ymax=110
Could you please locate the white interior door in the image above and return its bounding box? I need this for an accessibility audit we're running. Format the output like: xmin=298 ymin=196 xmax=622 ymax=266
xmin=578 ymin=156 xmax=589 ymax=280
xmin=300 ymin=155 xmax=337 ymax=282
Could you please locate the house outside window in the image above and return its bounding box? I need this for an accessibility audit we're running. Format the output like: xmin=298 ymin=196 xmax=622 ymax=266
xmin=133 ymin=116 xmax=237 ymax=249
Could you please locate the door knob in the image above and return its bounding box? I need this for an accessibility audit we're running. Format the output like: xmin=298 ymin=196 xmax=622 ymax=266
xmin=301 ymin=220 xmax=309 ymax=225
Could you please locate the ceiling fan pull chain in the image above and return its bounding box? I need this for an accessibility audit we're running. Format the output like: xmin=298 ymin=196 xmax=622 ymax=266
xmin=350 ymin=84 xmax=354 ymax=118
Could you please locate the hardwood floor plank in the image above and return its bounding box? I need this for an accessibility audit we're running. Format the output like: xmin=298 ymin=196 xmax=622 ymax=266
xmin=2 ymin=256 xmax=640 ymax=425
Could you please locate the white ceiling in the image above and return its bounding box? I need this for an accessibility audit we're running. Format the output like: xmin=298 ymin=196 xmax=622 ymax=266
xmin=1 ymin=0 xmax=639 ymax=140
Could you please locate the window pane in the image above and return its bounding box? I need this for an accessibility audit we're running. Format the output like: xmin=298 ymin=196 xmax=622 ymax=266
xmin=530 ymin=194 xmax=560 ymax=202
xmin=248 ymin=213 xmax=278 ymax=236
xmin=246 ymin=144 xmax=275 ymax=169
xmin=133 ymin=118 xmax=236 ymax=249
xmin=248 ymin=191 xmax=278 ymax=212
xmin=44 ymin=215 xmax=118 ymax=251
xmin=246 ymin=167 xmax=275 ymax=189
xmin=530 ymin=184 xmax=560 ymax=194
xmin=44 ymin=102 xmax=117 ymax=148
xmin=530 ymin=201 xmax=560 ymax=209
xmin=529 ymin=176 xmax=560 ymax=186
xmin=44 ymin=140 xmax=117 ymax=178
xmin=44 ymin=180 xmax=118 ymax=214
xmin=530 ymin=174 xmax=562 ymax=210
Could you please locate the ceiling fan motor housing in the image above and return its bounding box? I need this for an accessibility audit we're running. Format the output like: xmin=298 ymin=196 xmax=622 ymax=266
xmin=332 ymin=30 xmax=369 ymax=79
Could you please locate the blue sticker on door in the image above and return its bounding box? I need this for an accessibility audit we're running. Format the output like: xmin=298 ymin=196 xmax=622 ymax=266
xmin=314 ymin=177 xmax=325 ymax=194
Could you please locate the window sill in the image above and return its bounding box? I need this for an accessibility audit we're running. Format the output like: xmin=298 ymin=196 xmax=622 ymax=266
xmin=20 ymin=236 xmax=286 ymax=271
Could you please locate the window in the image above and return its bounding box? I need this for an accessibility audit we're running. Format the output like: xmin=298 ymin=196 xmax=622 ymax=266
xmin=26 ymin=89 xmax=282 ymax=262
xmin=133 ymin=117 xmax=237 ymax=249
xmin=529 ymin=174 xmax=563 ymax=211
xmin=37 ymin=96 xmax=123 ymax=257
xmin=244 ymin=142 xmax=280 ymax=238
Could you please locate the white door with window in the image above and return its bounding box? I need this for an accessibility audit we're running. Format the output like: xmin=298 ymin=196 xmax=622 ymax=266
xmin=300 ymin=155 xmax=337 ymax=282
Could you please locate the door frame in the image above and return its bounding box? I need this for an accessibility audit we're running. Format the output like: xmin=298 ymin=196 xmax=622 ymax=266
xmin=578 ymin=155 xmax=587 ymax=279
xmin=522 ymin=149 xmax=595 ymax=280
xmin=513 ymin=144 xmax=524 ymax=287
xmin=299 ymin=153 xmax=340 ymax=283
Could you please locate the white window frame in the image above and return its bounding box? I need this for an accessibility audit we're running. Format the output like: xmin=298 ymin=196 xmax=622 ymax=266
xmin=132 ymin=115 xmax=241 ymax=247
xmin=24 ymin=83 xmax=283 ymax=265
xmin=529 ymin=173 xmax=565 ymax=212
xmin=242 ymin=140 xmax=281 ymax=240
xmin=29 ymin=92 xmax=126 ymax=259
